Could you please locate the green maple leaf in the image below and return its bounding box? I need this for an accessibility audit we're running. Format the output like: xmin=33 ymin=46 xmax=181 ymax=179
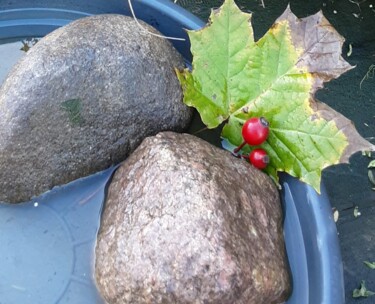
xmin=176 ymin=0 xmax=374 ymax=192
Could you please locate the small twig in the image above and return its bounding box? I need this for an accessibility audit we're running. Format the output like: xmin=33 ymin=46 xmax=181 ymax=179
xmin=348 ymin=0 xmax=362 ymax=12
xmin=348 ymin=0 xmax=368 ymax=11
xmin=260 ymin=0 xmax=266 ymax=8
xmin=360 ymin=64 xmax=375 ymax=89
xmin=127 ymin=0 xmax=185 ymax=41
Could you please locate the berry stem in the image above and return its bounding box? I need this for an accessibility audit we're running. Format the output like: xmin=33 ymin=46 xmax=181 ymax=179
xmin=233 ymin=141 xmax=246 ymax=154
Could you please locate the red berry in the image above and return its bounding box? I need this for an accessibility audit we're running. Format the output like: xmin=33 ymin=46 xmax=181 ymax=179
xmin=249 ymin=148 xmax=269 ymax=169
xmin=242 ymin=117 xmax=269 ymax=146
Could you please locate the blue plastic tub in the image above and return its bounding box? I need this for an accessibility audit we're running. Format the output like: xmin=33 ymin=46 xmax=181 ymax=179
xmin=0 ymin=1 xmax=345 ymax=303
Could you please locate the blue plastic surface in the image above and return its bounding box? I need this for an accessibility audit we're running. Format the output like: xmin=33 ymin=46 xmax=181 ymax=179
xmin=0 ymin=168 xmax=116 ymax=304
xmin=0 ymin=1 xmax=345 ymax=303
xmin=281 ymin=174 xmax=345 ymax=304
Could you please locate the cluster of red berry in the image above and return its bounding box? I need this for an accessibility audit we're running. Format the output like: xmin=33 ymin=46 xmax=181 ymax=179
xmin=234 ymin=117 xmax=270 ymax=169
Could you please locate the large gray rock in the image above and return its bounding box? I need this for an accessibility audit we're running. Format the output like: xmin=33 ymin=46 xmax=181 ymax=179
xmin=0 ymin=14 xmax=192 ymax=203
xmin=95 ymin=132 xmax=290 ymax=304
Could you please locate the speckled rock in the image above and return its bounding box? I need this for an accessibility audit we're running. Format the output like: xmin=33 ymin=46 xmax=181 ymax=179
xmin=0 ymin=14 xmax=192 ymax=203
xmin=95 ymin=132 xmax=291 ymax=304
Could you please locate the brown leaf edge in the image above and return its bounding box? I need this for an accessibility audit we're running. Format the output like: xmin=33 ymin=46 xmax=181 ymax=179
xmin=277 ymin=5 xmax=355 ymax=89
xmin=278 ymin=6 xmax=374 ymax=160
xmin=311 ymin=100 xmax=375 ymax=163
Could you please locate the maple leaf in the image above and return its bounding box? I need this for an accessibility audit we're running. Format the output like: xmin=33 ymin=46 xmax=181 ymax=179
xmin=176 ymin=0 xmax=374 ymax=192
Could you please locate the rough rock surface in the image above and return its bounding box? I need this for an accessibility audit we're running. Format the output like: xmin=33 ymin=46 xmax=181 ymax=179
xmin=0 ymin=14 xmax=192 ymax=203
xmin=95 ymin=132 xmax=291 ymax=304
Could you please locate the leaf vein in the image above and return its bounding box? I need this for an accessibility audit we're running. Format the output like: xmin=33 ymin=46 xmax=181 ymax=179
xmin=271 ymin=131 xmax=310 ymax=173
